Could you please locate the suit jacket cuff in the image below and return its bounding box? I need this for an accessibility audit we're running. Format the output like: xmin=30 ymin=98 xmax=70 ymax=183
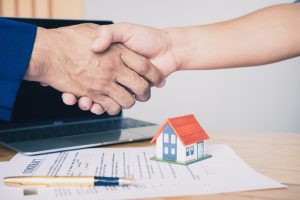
xmin=0 ymin=18 xmax=37 ymax=121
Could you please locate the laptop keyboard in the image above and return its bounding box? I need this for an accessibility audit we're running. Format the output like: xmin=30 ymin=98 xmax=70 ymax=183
xmin=0 ymin=118 xmax=155 ymax=143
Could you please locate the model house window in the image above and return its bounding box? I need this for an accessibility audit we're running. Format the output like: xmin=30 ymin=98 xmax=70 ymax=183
xmin=164 ymin=147 xmax=168 ymax=154
xmin=163 ymin=132 xmax=168 ymax=143
xmin=171 ymin=134 xmax=176 ymax=144
xmin=191 ymin=146 xmax=194 ymax=155
xmin=171 ymin=148 xmax=175 ymax=155
xmin=186 ymin=147 xmax=190 ymax=156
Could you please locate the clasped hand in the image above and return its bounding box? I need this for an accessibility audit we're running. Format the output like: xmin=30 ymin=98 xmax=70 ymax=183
xmin=58 ymin=23 xmax=177 ymax=115
xmin=25 ymin=23 xmax=171 ymax=115
xmin=44 ymin=4 xmax=300 ymax=114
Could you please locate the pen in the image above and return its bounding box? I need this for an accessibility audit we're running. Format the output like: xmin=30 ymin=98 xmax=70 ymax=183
xmin=3 ymin=176 xmax=135 ymax=187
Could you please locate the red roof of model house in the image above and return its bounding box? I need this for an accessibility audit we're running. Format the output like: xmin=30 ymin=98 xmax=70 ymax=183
xmin=150 ymin=114 xmax=209 ymax=145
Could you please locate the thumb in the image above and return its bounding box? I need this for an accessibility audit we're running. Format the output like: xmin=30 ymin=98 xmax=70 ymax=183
xmin=91 ymin=23 xmax=132 ymax=53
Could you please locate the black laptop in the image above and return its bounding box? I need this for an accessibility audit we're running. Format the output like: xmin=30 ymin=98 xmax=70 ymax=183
xmin=0 ymin=18 xmax=159 ymax=155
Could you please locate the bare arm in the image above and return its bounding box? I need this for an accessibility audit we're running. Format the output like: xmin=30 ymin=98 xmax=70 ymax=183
xmin=64 ymin=3 xmax=300 ymax=112
xmin=167 ymin=3 xmax=300 ymax=71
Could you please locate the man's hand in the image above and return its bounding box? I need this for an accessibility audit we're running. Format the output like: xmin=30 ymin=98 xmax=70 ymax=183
xmin=92 ymin=23 xmax=178 ymax=77
xmin=25 ymin=23 xmax=164 ymax=115
xmin=62 ymin=23 xmax=178 ymax=112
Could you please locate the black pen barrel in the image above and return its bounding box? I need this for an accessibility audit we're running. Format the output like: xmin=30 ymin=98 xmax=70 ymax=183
xmin=94 ymin=177 xmax=119 ymax=186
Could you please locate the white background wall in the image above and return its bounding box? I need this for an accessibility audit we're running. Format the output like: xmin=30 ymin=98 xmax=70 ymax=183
xmin=84 ymin=0 xmax=300 ymax=133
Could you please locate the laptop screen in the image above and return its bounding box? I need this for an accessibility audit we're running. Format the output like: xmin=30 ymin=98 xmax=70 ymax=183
xmin=0 ymin=18 xmax=121 ymax=126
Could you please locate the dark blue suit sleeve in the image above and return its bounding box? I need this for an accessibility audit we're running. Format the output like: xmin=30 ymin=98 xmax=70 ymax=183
xmin=0 ymin=19 xmax=37 ymax=121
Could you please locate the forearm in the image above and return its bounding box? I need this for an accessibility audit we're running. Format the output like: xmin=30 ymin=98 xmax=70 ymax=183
xmin=166 ymin=3 xmax=300 ymax=71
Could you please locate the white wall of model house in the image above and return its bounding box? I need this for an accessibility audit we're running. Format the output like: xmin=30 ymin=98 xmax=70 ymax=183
xmin=156 ymin=129 xmax=205 ymax=163
xmin=176 ymin=139 xmax=202 ymax=163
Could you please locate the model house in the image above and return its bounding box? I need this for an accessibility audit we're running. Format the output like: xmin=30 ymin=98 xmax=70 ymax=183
xmin=150 ymin=114 xmax=211 ymax=165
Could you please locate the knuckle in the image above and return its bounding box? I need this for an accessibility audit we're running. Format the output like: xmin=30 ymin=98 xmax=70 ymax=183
xmin=137 ymin=87 xmax=151 ymax=102
xmin=138 ymin=59 xmax=150 ymax=75
xmin=140 ymin=91 xmax=151 ymax=102
xmin=123 ymin=96 xmax=135 ymax=109
xmin=154 ymin=72 xmax=164 ymax=85
xmin=136 ymin=81 xmax=150 ymax=96
xmin=94 ymin=82 xmax=111 ymax=95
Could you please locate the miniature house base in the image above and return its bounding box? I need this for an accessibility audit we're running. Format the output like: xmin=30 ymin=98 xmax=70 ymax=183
xmin=151 ymin=154 xmax=212 ymax=165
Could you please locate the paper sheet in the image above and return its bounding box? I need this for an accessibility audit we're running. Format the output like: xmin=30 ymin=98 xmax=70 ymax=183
xmin=0 ymin=144 xmax=285 ymax=199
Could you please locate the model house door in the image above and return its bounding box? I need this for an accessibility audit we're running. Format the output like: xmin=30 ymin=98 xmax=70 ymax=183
xmin=162 ymin=125 xmax=177 ymax=161
xmin=197 ymin=142 xmax=204 ymax=159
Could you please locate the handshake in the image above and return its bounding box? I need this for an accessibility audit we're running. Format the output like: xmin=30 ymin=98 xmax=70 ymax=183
xmin=25 ymin=23 xmax=177 ymax=115
xmin=24 ymin=3 xmax=300 ymax=116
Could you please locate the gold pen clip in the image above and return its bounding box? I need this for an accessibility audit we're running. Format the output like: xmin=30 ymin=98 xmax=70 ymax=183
xmin=4 ymin=177 xmax=48 ymax=187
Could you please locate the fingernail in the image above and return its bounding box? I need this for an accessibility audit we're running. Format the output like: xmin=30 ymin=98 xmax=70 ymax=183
xmin=91 ymin=107 xmax=101 ymax=115
xmin=91 ymin=110 xmax=98 ymax=115
xmin=82 ymin=107 xmax=88 ymax=111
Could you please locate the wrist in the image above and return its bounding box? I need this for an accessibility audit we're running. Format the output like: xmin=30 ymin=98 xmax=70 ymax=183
xmin=163 ymin=27 xmax=184 ymax=72
xmin=25 ymin=27 xmax=50 ymax=82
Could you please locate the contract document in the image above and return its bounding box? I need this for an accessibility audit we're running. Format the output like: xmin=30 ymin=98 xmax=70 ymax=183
xmin=0 ymin=144 xmax=285 ymax=199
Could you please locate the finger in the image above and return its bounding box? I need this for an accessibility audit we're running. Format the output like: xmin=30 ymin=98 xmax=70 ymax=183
xmin=91 ymin=23 xmax=132 ymax=53
xmin=121 ymin=50 xmax=165 ymax=87
xmin=62 ymin=93 xmax=78 ymax=106
xmin=40 ymin=83 xmax=49 ymax=87
xmin=93 ymin=95 xmax=122 ymax=115
xmin=90 ymin=103 xmax=105 ymax=115
xmin=78 ymin=97 xmax=93 ymax=111
xmin=105 ymin=83 xmax=136 ymax=108
xmin=157 ymin=79 xmax=166 ymax=88
xmin=115 ymin=66 xmax=151 ymax=102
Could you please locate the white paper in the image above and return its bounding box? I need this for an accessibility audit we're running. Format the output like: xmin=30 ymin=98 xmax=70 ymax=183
xmin=0 ymin=144 xmax=285 ymax=199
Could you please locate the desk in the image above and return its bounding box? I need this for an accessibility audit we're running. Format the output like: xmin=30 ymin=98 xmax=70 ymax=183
xmin=0 ymin=131 xmax=299 ymax=200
